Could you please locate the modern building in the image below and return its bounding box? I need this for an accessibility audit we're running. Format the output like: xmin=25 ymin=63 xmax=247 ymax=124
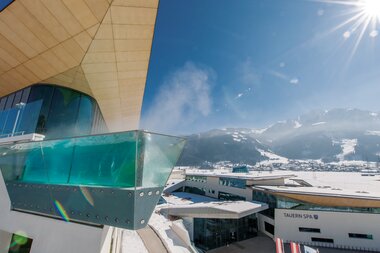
xmin=0 ymin=1 xmax=186 ymax=253
xmin=160 ymin=191 xmax=267 ymax=251
xmin=163 ymin=169 xmax=380 ymax=251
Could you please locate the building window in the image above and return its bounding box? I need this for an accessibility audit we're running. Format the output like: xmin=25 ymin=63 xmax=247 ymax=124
xmin=299 ymin=227 xmax=321 ymax=233
xmin=264 ymin=222 xmax=274 ymax=235
xmin=0 ymin=84 xmax=108 ymax=139
xmin=311 ymin=237 xmax=334 ymax=243
xmin=184 ymin=186 xmax=206 ymax=195
xmin=349 ymin=233 xmax=373 ymax=239
xmin=194 ymin=214 xmax=258 ymax=251
xmin=218 ymin=191 xmax=245 ymax=201
xmin=219 ymin=177 xmax=246 ymax=189
xmin=185 ymin=175 xmax=207 ymax=183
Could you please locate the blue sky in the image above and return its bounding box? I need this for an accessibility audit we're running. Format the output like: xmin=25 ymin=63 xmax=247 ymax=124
xmin=141 ymin=0 xmax=380 ymax=134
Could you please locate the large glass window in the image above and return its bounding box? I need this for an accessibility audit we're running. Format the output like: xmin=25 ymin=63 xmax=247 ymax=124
xmin=12 ymin=90 xmax=23 ymax=107
xmin=185 ymin=175 xmax=207 ymax=183
xmin=16 ymin=100 xmax=43 ymax=134
xmin=252 ymin=190 xmax=380 ymax=216
xmin=4 ymin=93 xmax=14 ymax=110
xmin=194 ymin=215 xmax=257 ymax=251
xmin=219 ymin=177 xmax=246 ymax=189
xmin=299 ymin=227 xmax=321 ymax=233
xmin=0 ymin=84 xmax=107 ymax=139
xmin=75 ymin=95 xmax=94 ymax=136
xmin=183 ymin=186 xmax=206 ymax=195
xmin=2 ymin=109 xmax=18 ymax=135
xmin=28 ymin=85 xmax=54 ymax=134
xmin=218 ymin=191 xmax=245 ymax=201
xmin=349 ymin=233 xmax=373 ymax=240
xmin=44 ymin=87 xmax=81 ymax=139
xmin=264 ymin=222 xmax=274 ymax=235
xmin=311 ymin=237 xmax=334 ymax=244
xmin=0 ymin=97 xmax=6 ymax=111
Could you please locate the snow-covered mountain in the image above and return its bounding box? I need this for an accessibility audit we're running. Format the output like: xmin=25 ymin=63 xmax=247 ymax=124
xmin=178 ymin=128 xmax=271 ymax=165
xmin=177 ymin=108 xmax=380 ymax=165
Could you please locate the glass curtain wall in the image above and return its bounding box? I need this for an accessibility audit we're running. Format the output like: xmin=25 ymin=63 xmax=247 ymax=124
xmin=193 ymin=215 xmax=258 ymax=251
xmin=252 ymin=190 xmax=380 ymax=216
xmin=0 ymin=84 xmax=107 ymax=139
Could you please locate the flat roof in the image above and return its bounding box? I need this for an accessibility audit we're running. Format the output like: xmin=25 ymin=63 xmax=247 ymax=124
xmin=186 ymin=169 xmax=296 ymax=181
xmin=184 ymin=169 xmax=380 ymax=203
xmin=160 ymin=192 xmax=268 ymax=219
xmin=255 ymin=185 xmax=380 ymax=201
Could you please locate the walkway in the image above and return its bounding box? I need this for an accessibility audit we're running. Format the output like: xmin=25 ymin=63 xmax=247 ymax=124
xmin=137 ymin=226 xmax=168 ymax=253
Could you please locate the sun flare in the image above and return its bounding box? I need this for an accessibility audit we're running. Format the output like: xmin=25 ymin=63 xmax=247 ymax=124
xmin=363 ymin=0 xmax=380 ymax=20
xmin=314 ymin=0 xmax=380 ymax=60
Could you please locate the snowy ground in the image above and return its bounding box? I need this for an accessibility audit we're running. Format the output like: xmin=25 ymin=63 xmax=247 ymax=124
xmin=148 ymin=212 xmax=191 ymax=253
xmin=121 ymin=229 xmax=148 ymax=253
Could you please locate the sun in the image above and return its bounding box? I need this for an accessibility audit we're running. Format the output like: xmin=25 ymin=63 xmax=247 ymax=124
xmin=362 ymin=0 xmax=380 ymax=20
xmin=314 ymin=0 xmax=380 ymax=60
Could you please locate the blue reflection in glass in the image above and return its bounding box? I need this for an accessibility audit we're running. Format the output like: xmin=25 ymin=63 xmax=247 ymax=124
xmin=0 ymin=0 xmax=13 ymax=11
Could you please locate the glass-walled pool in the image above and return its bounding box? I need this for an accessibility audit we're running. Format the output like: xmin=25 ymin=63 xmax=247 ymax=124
xmin=0 ymin=130 xmax=186 ymax=229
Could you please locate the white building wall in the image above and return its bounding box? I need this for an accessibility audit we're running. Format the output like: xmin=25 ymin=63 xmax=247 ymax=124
xmin=257 ymin=213 xmax=275 ymax=238
xmin=185 ymin=176 xmax=252 ymax=200
xmin=0 ymin=229 xmax=12 ymax=249
xmin=275 ymin=209 xmax=380 ymax=251
xmin=0 ymin=173 xmax=106 ymax=253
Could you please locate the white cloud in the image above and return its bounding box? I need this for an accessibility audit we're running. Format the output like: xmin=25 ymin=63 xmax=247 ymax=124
xmin=142 ymin=62 xmax=214 ymax=133
xmin=235 ymin=93 xmax=243 ymax=99
xmin=317 ymin=9 xmax=325 ymax=16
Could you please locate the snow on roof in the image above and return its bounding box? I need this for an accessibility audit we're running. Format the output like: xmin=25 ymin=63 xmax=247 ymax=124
xmin=160 ymin=192 xmax=268 ymax=219
xmin=257 ymin=171 xmax=380 ymax=200
xmin=185 ymin=169 xmax=296 ymax=181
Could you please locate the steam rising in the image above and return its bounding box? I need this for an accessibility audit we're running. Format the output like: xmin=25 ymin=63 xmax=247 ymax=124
xmin=141 ymin=62 xmax=214 ymax=134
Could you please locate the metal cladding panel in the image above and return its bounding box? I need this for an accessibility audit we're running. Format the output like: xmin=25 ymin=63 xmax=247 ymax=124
xmin=0 ymin=0 xmax=159 ymax=131
xmin=6 ymin=182 xmax=163 ymax=230
xmin=133 ymin=187 xmax=164 ymax=229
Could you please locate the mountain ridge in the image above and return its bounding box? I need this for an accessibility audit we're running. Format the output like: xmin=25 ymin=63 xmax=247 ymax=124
xmin=177 ymin=108 xmax=380 ymax=166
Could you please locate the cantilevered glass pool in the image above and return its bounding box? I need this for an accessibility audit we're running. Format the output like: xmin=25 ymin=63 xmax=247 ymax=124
xmin=0 ymin=130 xmax=185 ymax=229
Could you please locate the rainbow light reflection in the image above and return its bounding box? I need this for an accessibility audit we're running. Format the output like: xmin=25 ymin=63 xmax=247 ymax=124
xmin=54 ymin=200 xmax=70 ymax=222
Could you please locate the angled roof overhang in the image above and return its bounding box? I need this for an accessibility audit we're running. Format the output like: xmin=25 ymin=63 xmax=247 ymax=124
xmin=0 ymin=0 xmax=158 ymax=131
xmin=160 ymin=201 xmax=268 ymax=219
xmin=255 ymin=186 xmax=380 ymax=208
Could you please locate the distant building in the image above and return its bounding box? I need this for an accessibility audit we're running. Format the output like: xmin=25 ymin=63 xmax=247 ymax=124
xmin=232 ymin=165 xmax=249 ymax=173
xmin=164 ymin=169 xmax=380 ymax=251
